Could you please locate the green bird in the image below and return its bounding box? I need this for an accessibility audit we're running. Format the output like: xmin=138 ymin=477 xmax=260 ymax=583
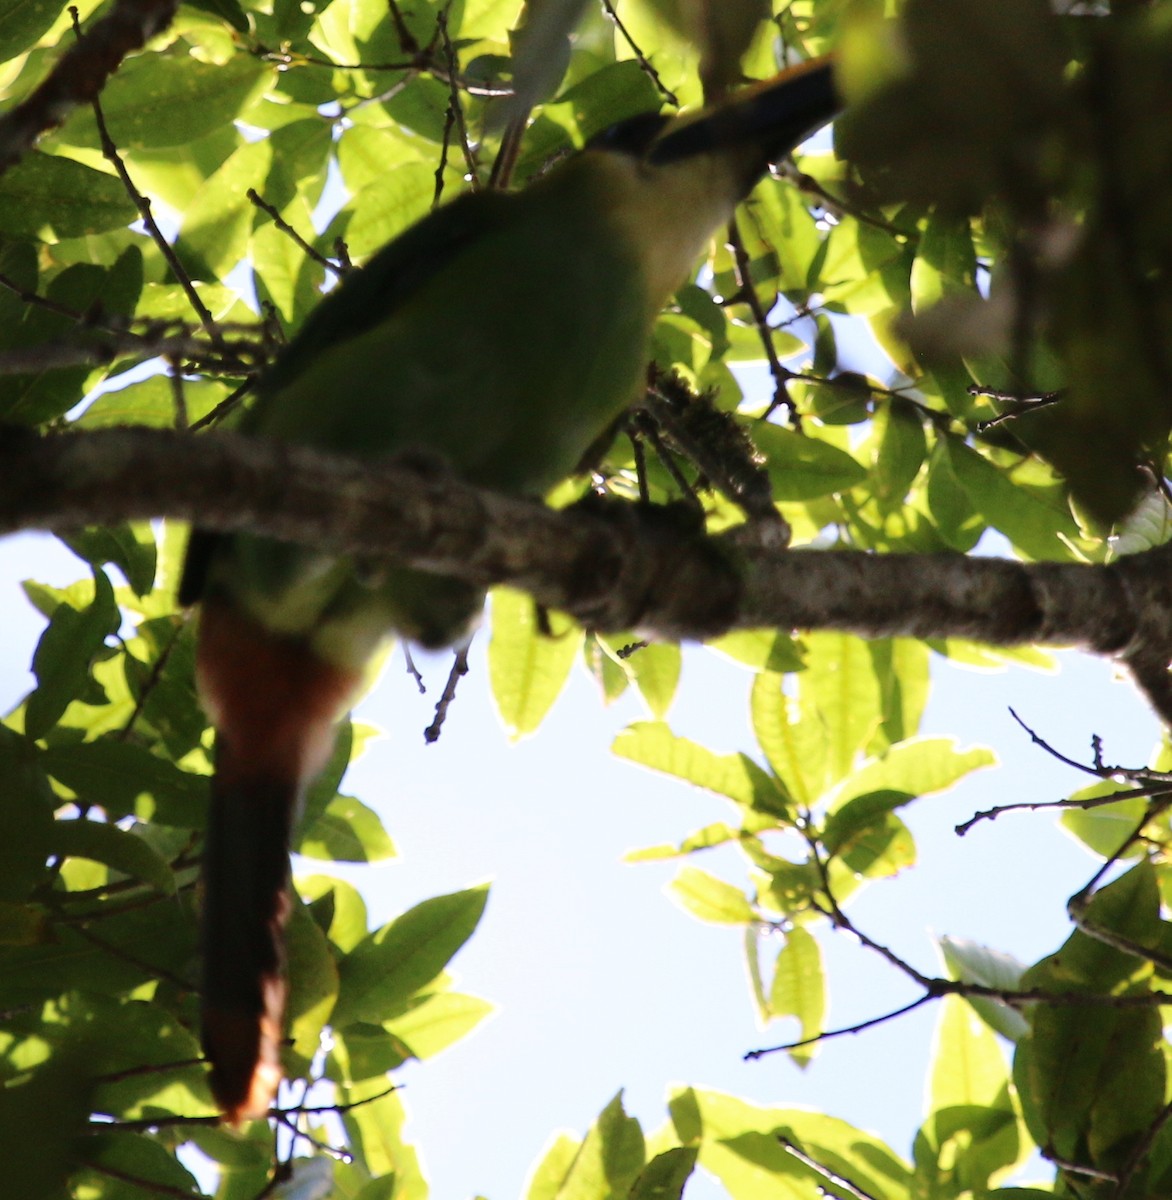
xmin=179 ymin=55 xmax=838 ymax=1123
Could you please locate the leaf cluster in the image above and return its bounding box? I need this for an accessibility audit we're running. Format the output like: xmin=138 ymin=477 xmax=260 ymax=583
xmin=3 ymin=0 xmax=1172 ymax=1196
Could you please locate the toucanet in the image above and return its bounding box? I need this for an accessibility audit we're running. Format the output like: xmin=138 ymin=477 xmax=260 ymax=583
xmin=179 ymin=55 xmax=839 ymax=1123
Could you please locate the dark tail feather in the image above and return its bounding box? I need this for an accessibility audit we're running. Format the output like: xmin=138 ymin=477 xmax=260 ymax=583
xmin=193 ymin=597 xmax=362 ymax=1123
xmin=201 ymin=751 xmax=297 ymax=1123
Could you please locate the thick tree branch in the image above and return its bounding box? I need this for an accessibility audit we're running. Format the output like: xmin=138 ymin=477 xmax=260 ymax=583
xmin=1 ymin=425 xmax=1169 ymax=719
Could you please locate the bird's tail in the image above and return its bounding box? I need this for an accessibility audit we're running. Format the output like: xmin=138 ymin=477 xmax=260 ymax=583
xmin=201 ymin=753 xmax=294 ymax=1123
xmin=195 ymin=598 xmax=360 ymax=1123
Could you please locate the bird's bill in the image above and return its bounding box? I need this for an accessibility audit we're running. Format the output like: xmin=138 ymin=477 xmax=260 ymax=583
xmin=648 ymin=55 xmax=838 ymax=167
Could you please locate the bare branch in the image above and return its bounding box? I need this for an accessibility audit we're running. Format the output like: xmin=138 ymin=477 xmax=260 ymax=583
xmin=424 ymin=645 xmax=470 ymax=743
xmin=724 ymin=214 xmax=798 ymax=424
xmin=600 ymin=0 xmax=679 ymax=106
xmin=75 ymin=7 xmax=224 ymax=348
xmin=248 ymin=188 xmax=345 ymax=278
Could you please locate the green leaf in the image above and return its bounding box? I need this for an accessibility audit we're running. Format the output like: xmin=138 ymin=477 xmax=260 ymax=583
xmin=338 ymin=1087 xmax=427 ymax=1191
xmin=1015 ymin=864 xmax=1167 ymax=1167
xmin=829 ymin=737 xmax=996 ymax=812
xmin=296 ymin=793 xmax=397 ymax=863
xmin=59 ymin=51 xmax=269 ymax=149
xmin=184 ymin=0 xmax=249 ymax=32
xmin=333 ymin=884 xmax=489 ymax=1026
xmin=177 ymin=136 xmax=274 ymax=280
xmin=925 ymin=437 xmax=984 ymax=551
xmin=749 ymin=670 xmax=827 ymax=807
xmin=526 ymin=1132 xmax=581 ymax=1200
xmin=929 ymin=993 xmax=1013 ymax=1112
xmin=802 ymin=632 xmax=885 ymax=783
xmin=0 ymin=249 xmax=143 ymax=425
xmin=1023 ymin=860 xmax=1163 ymax=995
xmin=584 ymin=635 xmax=631 ymax=704
xmin=59 ymin=524 xmax=157 ymax=598
xmin=918 ymin=996 xmax=1023 ymax=1192
xmin=872 ymin=402 xmax=927 ymax=511
xmin=489 ymin=587 xmax=583 ymax=739
xmin=752 ymin=423 xmax=868 ymax=500
xmin=0 ymin=1046 xmax=93 ymax=1200
xmin=613 ymin=721 xmax=788 ymax=815
xmin=298 ymin=874 xmax=369 ymax=953
xmin=668 ymin=1088 xmax=913 ymax=1200
xmin=668 ymin=866 xmax=755 ymax=925
xmin=41 ymin=738 xmax=206 ymax=827
xmin=707 ymin=629 xmax=804 ymax=673
xmin=625 ymin=641 xmax=681 ymax=719
xmin=769 ymin=926 xmax=825 ymax=1068
xmin=386 ymin=991 xmax=493 ymax=1060
xmin=556 ymin=1091 xmax=646 ymax=1200
xmin=743 ymin=924 xmax=770 ymax=1024
xmin=325 ymin=161 xmax=437 ymax=263
xmin=1015 ymin=1000 xmax=1164 ymax=1170
xmin=625 ymin=820 xmax=746 ymax=863
xmin=629 ymin=1146 xmax=698 ymax=1200
xmin=74 ymin=1131 xmax=201 ymax=1196
xmin=939 ymin=936 xmax=1029 ymax=1043
xmin=328 ymin=1022 xmax=410 ymax=1083
xmin=0 ymin=0 xmax=63 ymax=60
xmin=945 ymin=440 xmax=1077 ymax=561
xmin=870 ymin=637 xmax=931 ymax=749
xmin=52 ymin=817 xmax=175 ymax=895
xmin=285 ymin=900 xmax=340 ymax=1067
xmin=78 ymin=375 xmax=232 ymax=430
xmin=1059 ymin=783 xmax=1148 ymax=861
xmin=552 ymin=58 xmax=663 ymax=143
xmin=0 ymin=152 xmax=137 ymax=240
xmin=823 ymin=800 xmax=916 ymax=880
xmin=24 ymin=568 xmax=120 ymax=739
xmin=913 ymin=211 xmax=976 ymax=297
xmin=0 ymin=727 xmax=54 ymax=902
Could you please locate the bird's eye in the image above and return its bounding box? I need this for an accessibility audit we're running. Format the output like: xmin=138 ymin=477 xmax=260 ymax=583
xmin=585 ymin=111 xmax=672 ymax=157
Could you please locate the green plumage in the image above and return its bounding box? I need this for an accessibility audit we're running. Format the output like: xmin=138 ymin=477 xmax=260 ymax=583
xmin=185 ymin=60 xmax=839 ymax=666
xmin=187 ymin=155 xmax=657 ymax=659
xmin=184 ymin=57 xmax=840 ymax=1121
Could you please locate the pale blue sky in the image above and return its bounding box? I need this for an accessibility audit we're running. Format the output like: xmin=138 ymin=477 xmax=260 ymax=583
xmin=1 ymin=100 xmax=1155 ymax=1200
xmin=0 ymin=529 xmax=1159 ymax=1198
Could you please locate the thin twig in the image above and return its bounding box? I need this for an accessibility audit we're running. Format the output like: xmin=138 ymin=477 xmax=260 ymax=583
xmin=118 ymin=614 xmax=190 ymax=740
xmin=956 ymin=780 xmax=1172 ymax=836
xmin=599 ymin=0 xmax=678 ymax=105
xmin=725 ymin=214 xmax=797 ymax=424
xmin=253 ymin=44 xmax=513 ymax=98
xmin=778 ymin=1134 xmax=879 ymax=1200
xmin=86 ymin=1162 xmax=199 ymax=1198
xmin=166 ymin=357 xmax=188 ymax=430
xmin=424 ymin=644 xmax=470 ymax=742
xmin=93 ymin=1055 xmax=203 ymax=1085
xmin=187 ymin=377 xmax=257 ymax=431
xmin=745 ymin=993 xmax=935 ymax=1058
xmin=73 ymin=8 xmax=223 ymax=348
xmin=247 ymin=188 xmax=345 ymax=277
xmin=437 ymin=10 xmax=479 ymax=187
xmin=1111 ymin=1100 xmax=1172 ymax=1199
xmin=402 ymin=644 xmax=427 ymax=694
xmin=972 ymin=386 xmax=1065 ymax=431
xmin=71 ymin=922 xmax=193 ymax=992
